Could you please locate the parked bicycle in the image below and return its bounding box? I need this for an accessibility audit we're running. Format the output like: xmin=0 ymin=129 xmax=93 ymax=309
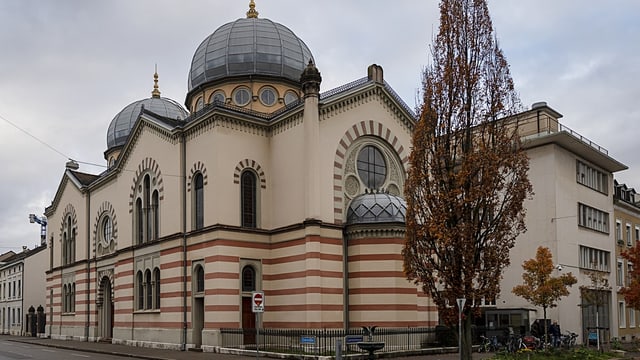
xmin=478 ymin=335 xmax=501 ymax=353
xmin=560 ymin=331 xmax=578 ymax=348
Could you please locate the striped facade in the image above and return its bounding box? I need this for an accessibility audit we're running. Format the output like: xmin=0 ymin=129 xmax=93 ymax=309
xmin=42 ymin=4 xmax=435 ymax=350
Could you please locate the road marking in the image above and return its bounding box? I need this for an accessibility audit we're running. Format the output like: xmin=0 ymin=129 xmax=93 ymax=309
xmin=42 ymin=349 xmax=57 ymax=352
xmin=71 ymin=353 xmax=90 ymax=358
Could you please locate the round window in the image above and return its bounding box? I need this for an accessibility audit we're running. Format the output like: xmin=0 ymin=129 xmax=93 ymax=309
xmin=357 ymin=145 xmax=386 ymax=189
xmin=233 ymin=87 xmax=251 ymax=106
xmin=259 ymin=87 xmax=277 ymax=106
xmin=284 ymin=91 xmax=299 ymax=105
xmin=210 ymin=91 xmax=225 ymax=104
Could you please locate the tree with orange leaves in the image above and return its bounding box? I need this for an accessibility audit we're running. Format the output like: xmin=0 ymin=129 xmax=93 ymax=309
xmin=512 ymin=246 xmax=577 ymax=346
xmin=621 ymin=244 xmax=640 ymax=308
xmin=402 ymin=0 xmax=532 ymax=358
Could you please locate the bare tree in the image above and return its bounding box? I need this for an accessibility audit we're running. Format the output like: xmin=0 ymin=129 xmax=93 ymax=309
xmin=402 ymin=0 xmax=532 ymax=358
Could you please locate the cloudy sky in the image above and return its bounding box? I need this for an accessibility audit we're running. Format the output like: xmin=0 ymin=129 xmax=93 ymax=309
xmin=1 ymin=1 xmax=639 ymax=252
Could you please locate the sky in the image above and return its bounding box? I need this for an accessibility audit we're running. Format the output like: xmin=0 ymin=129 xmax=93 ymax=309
xmin=1 ymin=1 xmax=639 ymax=252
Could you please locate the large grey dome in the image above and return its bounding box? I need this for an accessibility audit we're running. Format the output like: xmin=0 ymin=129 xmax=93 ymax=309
xmin=188 ymin=17 xmax=314 ymax=92
xmin=346 ymin=192 xmax=407 ymax=225
xmin=106 ymin=97 xmax=188 ymax=149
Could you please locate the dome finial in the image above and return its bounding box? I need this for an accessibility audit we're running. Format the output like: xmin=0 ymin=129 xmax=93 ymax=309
xmin=246 ymin=0 xmax=258 ymax=18
xmin=152 ymin=64 xmax=161 ymax=98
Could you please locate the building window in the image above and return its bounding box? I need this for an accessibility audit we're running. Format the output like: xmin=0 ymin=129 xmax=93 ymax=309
xmin=628 ymin=262 xmax=633 ymax=286
xmin=620 ymin=301 xmax=627 ymax=328
xmin=579 ymin=246 xmax=610 ymax=272
xmin=145 ymin=270 xmax=152 ymax=310
xmin=616 ymin=221 xmax=623 ymax=242
xmin=617 ymin=259 xmax=625 ymax=286
xmin=137 ymin=271 xmax=144 ymax=310
xmin=102 ymin=216 xmax=112 ymax=244
xmin=153 ymin=267 xmax=160 ymax=310
xmin=242 ymin=266 xmax=256 ymax=292
xmin=578 ymin=203 xmax=609 ymax=233
xmin=357 ymin=145 xmax=386 ymax=189
xmin=17 ymin=280 xmax=20 ymax=297
xmin=630 ymin=309 xmax=636 ymax=328
xmin=195 ymin=97 xmax=204 ymax=112
xmin=241 ymin=171 xmax=257 ymax=228
xmin=62 ymin=215 xmax=76 ymax=265
xmin=284 ymin=90 xmax=298 ymax=105
xmin=135 ymin=173 xmax=160 ymax=244
xmin=576 ymin=160 xmax=608 ymax=194
xmin=233 ymin=87 xmax=251 ymax=106
xmin=209 ymin=90 xmax=225 ymax=104
xmin=195 ymin=265 xmax=205 ymax=293
xmin=259 ymin=86 xmax=277 ymax=106
xmin=194 ymin=173 xmax=204 ymax=230
xmin=636 ymin=226 xmax=640 ymax=243
xmin=627 ymin=224 xmax=632 ymax=246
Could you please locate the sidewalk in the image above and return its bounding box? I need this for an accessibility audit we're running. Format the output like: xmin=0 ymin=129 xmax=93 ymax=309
xmin=4 ymin=335 xmax=495 ymax=360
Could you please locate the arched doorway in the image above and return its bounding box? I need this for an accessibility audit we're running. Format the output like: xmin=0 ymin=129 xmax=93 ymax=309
xmin=97 ymin=276 xmax=113 ymax=340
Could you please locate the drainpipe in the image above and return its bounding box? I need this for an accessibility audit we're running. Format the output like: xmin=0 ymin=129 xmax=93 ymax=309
xmin=20 ymin=260 xmax=24 ymax=336
xmin=86 ymin=189 xmax=91 ymax=341
xmin=181 ymin=130 xmax=188 ymax=351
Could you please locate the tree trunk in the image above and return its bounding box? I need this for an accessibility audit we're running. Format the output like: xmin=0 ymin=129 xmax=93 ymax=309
xmin=543 ymin=306 xmax=548 ymax=347
xmin=461 ymin=311 xmax=473 ymax=360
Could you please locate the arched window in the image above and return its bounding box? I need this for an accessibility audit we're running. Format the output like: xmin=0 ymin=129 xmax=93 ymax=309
xmin=136 ymin=198 xmax=143 ymax=245
xmin=62 ymin=284 xmax=68 ymax=312
xmin=135 ymin=173 xmax=161 ymax=244
xmin=62 ymin=216 xmax=73 ymax=265
xmin=71 ymin=283 xmax=76 ymax=312
xmin=194 ymin=173 xmax=204 ymax=230
xmin=145 ymin=270 xmax=152 ymax=310
xmin=242 ymin=266 xmax=256 ymax=292
xmin=153 ymin=267 xmax=160 ymax=310
xmin=144 ymin=175 xmax=151 ymax=242
xmin=195 ymin=265 xmax=205 ymax=293
xmin=241 ymin=171 xmax=257 ymax=228
xmin=137 ymin=271 xmax=144 ymax=310
xmin=152 ymin=190 xmax=159 ymax=240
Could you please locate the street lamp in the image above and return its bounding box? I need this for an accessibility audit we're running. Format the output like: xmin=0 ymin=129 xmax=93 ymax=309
xmin=29 ymin=214 xmax=47 ymax=246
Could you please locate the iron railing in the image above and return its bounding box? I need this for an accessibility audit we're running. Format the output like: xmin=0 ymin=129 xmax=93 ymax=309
xmin=220 ymin=327 xmax=441 ymax=355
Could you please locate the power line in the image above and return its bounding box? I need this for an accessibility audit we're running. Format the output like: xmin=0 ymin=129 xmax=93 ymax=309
xmin=0 ymin=112 xmax=70 ymax=160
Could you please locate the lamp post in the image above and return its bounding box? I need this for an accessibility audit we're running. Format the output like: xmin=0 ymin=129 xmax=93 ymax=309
xmin=28 ymin=214 xmax=47 ymax=246
xmin=457 ymin=298 xmax=466 ymax=360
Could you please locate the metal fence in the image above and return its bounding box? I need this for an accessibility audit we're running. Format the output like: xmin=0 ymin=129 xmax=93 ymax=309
xmin=220 ymin=327 xmax=441 ymax=356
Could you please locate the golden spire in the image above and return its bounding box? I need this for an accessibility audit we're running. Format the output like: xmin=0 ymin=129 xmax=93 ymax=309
xmin=246 ymin=0 xmax=258 ymax=18
xmin=151 ymin=64 xmax=161 ymax=98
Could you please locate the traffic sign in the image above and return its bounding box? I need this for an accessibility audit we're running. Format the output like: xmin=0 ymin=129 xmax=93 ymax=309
xmin=252 ymin=291 xmax=264 ymax=313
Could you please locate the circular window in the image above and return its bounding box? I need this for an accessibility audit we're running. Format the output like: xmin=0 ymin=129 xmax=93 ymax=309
xmin=284 ymin=91 xmax=299 ymax=105
xmin=210 ymin=91 xmax=225 ymax=104
xmin=233 ymin=87 xmax=251 ymax=106
xmin=195 ymin=97 xmax=204 ymax=111
xmin=259 ymin=87 xmax=277 ymax=106
xmin=357 ymin=145 xmax=386 ymax=189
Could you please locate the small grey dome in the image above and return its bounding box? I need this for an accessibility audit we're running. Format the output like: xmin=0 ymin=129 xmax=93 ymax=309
xmin=188 ymin=17 xmax=314 ymax=92
xmin=346 ymin=192 xmax=407 ymax=225
xmin=106 ymin=97 xmax=188 ymax=149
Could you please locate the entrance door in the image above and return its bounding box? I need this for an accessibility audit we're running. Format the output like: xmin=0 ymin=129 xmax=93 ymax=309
xmin=192 ymin=297 xmax=204 ymax=348
xmin=242 ymin=297 xmax=256 ymax=345
xmin=98 ymin=277 xmax=113 ymax=340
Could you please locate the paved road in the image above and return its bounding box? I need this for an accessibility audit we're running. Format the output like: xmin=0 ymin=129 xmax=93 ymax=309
xmin=1 ymin=335 xmax=495 ymax=360
xmin=0 ymin=339 xmax=137 ymax=360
